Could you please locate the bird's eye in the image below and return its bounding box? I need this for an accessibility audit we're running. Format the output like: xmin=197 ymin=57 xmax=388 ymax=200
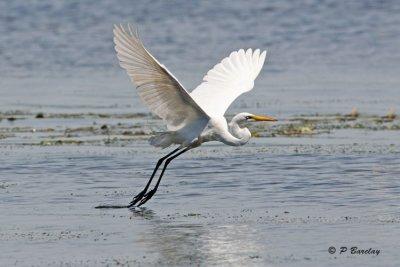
xmin=245 ymin=116 xmax=252 ymax=120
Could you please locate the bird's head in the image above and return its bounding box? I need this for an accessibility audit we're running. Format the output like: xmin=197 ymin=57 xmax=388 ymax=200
xmin=228 ymin=112 xmax=277 ymax=143
xmin=233 ymin=112 xmax=277 ymax=124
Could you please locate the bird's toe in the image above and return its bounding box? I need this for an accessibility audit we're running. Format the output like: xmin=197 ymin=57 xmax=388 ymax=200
xmin=137 ymin=190 xmax=156 ymax=207
xmin=128 ymin=190 xmax=147 ymax=207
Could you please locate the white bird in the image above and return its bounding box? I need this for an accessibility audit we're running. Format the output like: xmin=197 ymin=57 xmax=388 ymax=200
xmin=100 ymin=24 xmax=277 ymax=208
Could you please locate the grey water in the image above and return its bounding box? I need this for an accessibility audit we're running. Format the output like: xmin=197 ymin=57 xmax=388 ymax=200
xmin=1 ymin=0 xmax=400 ymax=266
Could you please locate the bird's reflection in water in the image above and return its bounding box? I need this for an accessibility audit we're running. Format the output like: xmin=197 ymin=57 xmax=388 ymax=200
xmin=129 ymin=208 xmax=266 ymax=265
xmin=201 ymin=224 xmax=265 ymax=264
xmin=129 ymin=207 xmax=156 ymax=220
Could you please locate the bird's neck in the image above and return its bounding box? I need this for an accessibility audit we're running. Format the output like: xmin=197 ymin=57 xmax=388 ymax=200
xmin=226 ymin=117 xmax=251 ymax=146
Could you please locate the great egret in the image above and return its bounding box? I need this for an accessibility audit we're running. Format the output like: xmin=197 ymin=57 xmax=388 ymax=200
xmin=97 ymin=24 xmax=277 ymax=208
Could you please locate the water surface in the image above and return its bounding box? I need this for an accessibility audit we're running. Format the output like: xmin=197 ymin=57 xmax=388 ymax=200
xmin=1 ymin=0 xmax=400 ymax=266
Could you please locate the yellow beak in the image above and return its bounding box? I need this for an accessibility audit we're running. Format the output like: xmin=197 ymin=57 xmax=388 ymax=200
xmin=251 ymin=114 xmax=277 ymax=122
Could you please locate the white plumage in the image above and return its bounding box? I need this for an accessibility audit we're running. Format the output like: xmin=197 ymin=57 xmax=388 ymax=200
xmin=113 ymin=25 xmax=209 ymax=131
xmin=106 ymin=24 xmax=277 ymax=207
xmin=191 ymin=48 xmax=267 ymax=117
xmin=113 ymin=24 xmax=273 ymax=149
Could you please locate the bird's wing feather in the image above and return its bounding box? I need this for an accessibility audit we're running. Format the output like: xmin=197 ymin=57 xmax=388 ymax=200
xmin=114 ymin=24 xmax=209 ymax=132
xmin=190 ymin=49 xmax=267 ymax=117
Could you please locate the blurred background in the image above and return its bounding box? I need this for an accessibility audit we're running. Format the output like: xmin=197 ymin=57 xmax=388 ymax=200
xmin=1 ymin=0 xmax=399 ymax=116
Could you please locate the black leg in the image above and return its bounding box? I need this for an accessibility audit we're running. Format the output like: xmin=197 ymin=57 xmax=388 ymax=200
xmin=128 ymin=147 xmax=181 ymax=207
xmin=137 ymin=147 xmax=192 ymax=206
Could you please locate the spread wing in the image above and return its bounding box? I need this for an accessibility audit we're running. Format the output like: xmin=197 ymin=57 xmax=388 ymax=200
xmin=190 ymin=49 xmax=267 ymax=117
xmin=114 ymin=24 xmax=209 ymax=132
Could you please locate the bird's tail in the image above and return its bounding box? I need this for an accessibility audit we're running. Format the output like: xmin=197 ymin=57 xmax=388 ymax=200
xmin=149 ymin=132 xmax=177 ymax=148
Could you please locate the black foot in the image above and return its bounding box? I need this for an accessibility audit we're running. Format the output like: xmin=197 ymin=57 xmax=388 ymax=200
xmin=137 ymin=189 xmax=157 ymax=207
xmin=127 ymin=189 xmax=148 ymax=208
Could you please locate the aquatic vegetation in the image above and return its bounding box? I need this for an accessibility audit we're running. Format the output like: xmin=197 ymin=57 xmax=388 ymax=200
xmin=381 ymin=108 xmax=396 ymax=122
xmin=273 ymin=123 xmax=315 ymax=136
xmin=39 ymin=139 xmax=84 ymax=146
xmin=0 ymin=110 xmax=398 ymax=145
xmin=346 ymin=107 xmax=359 ymax=119
xmin=35 ymin=113 xmax=44 ymax=119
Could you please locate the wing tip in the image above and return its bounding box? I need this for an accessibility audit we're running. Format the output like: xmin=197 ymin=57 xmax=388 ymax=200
xmin=113 ymin=23 xmax=140 ymax=38
xmin=259 ymin=50 xmax=267 ymax=64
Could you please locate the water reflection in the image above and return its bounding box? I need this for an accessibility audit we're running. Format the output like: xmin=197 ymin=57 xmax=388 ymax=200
xmin=201 ymin=224 xmax=265 ymax=265
xmin=130 ymin=209 xmax=266 ymax=265
xmin=129 ymin=207 xmax=156 ymax=220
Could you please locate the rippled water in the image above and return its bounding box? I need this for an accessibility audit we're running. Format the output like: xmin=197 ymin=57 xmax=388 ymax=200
xmin=1 ymin=0 xmax=400 ymax=266
xmin=1 ymin=0 xmax=400 ymax=115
